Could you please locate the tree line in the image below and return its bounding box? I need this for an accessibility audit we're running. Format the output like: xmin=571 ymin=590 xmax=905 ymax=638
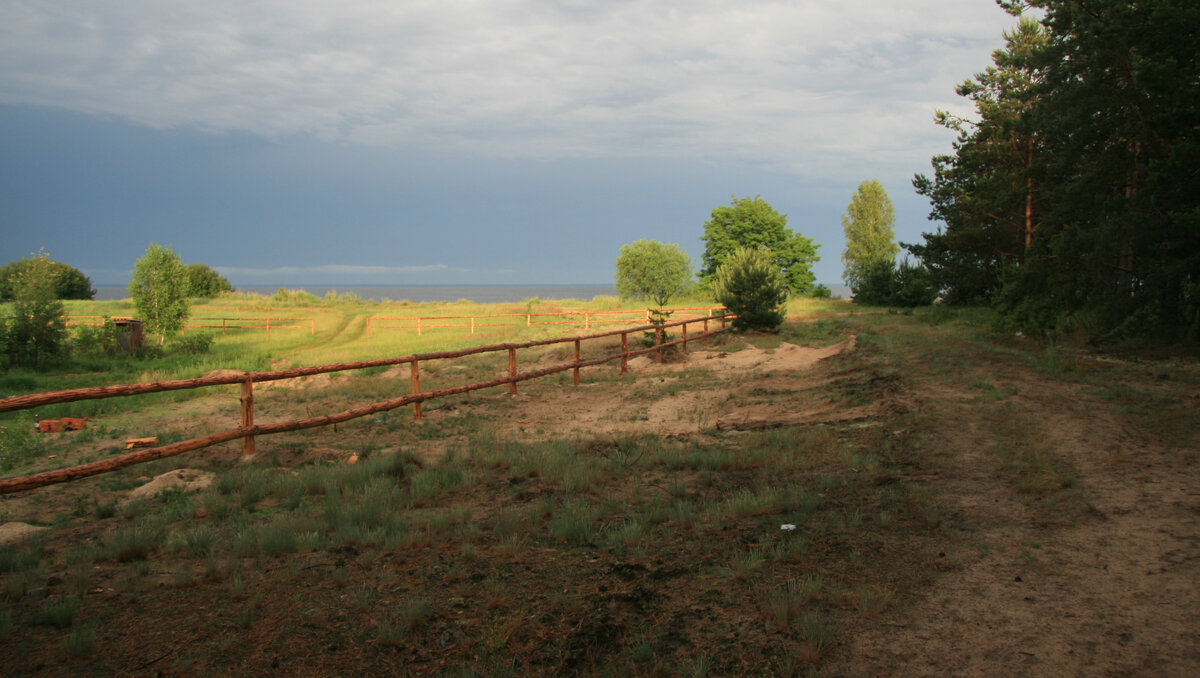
xmin=910 ymin=0 xmax=1198 ymax=343
xmin=1 ymin=247 xmax=233 ymax=367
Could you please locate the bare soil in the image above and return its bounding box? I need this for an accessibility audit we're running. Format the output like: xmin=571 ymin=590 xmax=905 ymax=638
xmin=1 ymin=317 xmax=1197 ymax=676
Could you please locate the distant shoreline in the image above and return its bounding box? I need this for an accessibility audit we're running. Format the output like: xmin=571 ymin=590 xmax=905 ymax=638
xmin=92 ymin=283 xmax=851 ymax=303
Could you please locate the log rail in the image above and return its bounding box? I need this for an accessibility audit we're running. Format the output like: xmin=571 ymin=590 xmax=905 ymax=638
xmin=0 ymin=314 xmax=731 ymax=494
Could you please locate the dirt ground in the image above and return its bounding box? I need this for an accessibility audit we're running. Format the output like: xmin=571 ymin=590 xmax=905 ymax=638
xmin=421 ymin=332 xmax=1200 ymax=675
xmin=2 ymin=321 xmax=1197 ymax=676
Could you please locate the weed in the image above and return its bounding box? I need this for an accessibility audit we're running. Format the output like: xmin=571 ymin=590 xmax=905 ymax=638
xmin=32 ymin=596 xmax=79 ymax=628
xmin=549 ymin=499 xmax=600 ymax=546
xmin=0 ymin=538 xmax=44 ymax=573
xmin=100 ymin=520 xmax=165 ymax=562
xmin=64 ymin=623 xmax=98 ymax=656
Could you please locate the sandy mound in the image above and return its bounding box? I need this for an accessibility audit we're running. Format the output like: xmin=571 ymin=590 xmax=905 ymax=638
xmin=125 ymin=469 xmax=215 ymax=502
xmin=0 ymin=522 xmax=47 ymax=545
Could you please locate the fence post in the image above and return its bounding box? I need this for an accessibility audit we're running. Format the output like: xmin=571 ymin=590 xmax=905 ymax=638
xmin=526 ymin=314 xmax=531 ymax=327
xmin=222 ymin=318 xmax=227 ymax=336
xmin=240 ymin=377 xmax=255 ymax=459
xmin=411 ymin=360 xmax=422 ymax=420
xmin=471 ymin=317 xmax=475 ymax=334
xmin=417 ymin=317 xmax=422 ymax=337
xmin=508 ymin=347 xmax=518 ymax=395
xmin=655 ymin=326 xmax=663 ymax=363
xmin=573 ymin=339 xmax=581 ymax=385
xmin=584 ymin=312 xmax=590 ymax=331
xmin=704 ymin=317 xmax=710 ymax=347
xmin=682 ymin=321 xmax=688 ymax=353
xmin=310 ymin=318 xmax=315 ymax=335
xmin=621 ymin=332 xmax=628 ymax=373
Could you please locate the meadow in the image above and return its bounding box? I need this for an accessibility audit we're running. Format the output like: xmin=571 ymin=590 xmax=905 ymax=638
xmin=0 ymin=295 xmax=1196 ymax=676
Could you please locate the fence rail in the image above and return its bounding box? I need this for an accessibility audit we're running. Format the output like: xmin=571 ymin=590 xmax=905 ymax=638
xmin=181 ymin=317 xmax=315 ymax=336
xmin=366 ymin=306 xmax=726 ymax=336
xmin=0 ymin=314 xmax=731 ymax=494
xmin=59 ymin=316 xmax=315 ymax=336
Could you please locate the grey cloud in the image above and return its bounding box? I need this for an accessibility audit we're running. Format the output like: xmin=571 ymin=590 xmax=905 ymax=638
xmin=0 ymin=0 xmax=1015 ymax=179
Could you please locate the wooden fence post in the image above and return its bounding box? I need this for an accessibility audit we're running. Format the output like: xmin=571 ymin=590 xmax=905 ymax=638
xmin=584 ymin=313 xmax=590 ymax=331
xmin=621 ymin=332 xmax=628 ymax=373
xmin=417 ymin=317 xmax=422 ymax=336
xmin=310 ymin=318 xmax=315 ymax=335
xmin=471 ymin=317 xmax=475 ymax=334
xmin=682 ymin=322 xmax=688 ymax=353
xmin=411 ymin=360 xmax=422 ymax=420
xmin=526 ymin=314 xmax=531 ymax=327
xmin=222 ymin=318 xmax=227 ymax=336
xmin=508 ymin=347 xmax=518 ymax=395
xmin=573 ymin=339 xmax=581 ymax=385
xmin=241 ymin=377 xmax=255 ymax=459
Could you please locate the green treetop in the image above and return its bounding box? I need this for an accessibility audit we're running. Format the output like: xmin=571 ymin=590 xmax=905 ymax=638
xmin=841 ymin=180 xmax=899 ymax=293
xmin=699 ymin=195 xmax=820 ymax=296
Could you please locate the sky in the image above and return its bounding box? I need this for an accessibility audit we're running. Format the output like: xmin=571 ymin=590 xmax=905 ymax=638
xmin=0 ymin=0 xmax=1019 ymax=288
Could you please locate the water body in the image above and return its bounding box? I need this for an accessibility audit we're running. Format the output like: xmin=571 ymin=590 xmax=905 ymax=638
xmin=93 ymin=284 xmax=619 ymax=303
xmin=93 ymin=283 xmax=852 ymax=303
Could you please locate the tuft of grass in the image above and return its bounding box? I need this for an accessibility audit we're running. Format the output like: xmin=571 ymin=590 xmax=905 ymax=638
xmin=100 ymin=520 xmax=166 ymax=562
xmin=64 ymin=623 xmax=98 ymax=656
xmin=549 ymin=499 xmax=601 ymax=546
xmin=32 ymin=596 xmax=80 ymax=629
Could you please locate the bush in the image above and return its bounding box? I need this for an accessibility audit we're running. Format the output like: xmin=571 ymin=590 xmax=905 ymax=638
xmin=73 ymin=318 xmax=122 ymax=358
xmin=174 ymin=333 xmax=214 ymax=355
xmin=711 ymin=247 xmax=787 ymax=332
xmin=4 ymin=253 xmax=68 ymax=367
xmin=852 ymin=259 xmax=937 ymax=308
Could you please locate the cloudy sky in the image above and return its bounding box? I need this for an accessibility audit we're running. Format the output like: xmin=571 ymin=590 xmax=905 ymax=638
xmin=0 ymin=0 xmax=1018 ymax=288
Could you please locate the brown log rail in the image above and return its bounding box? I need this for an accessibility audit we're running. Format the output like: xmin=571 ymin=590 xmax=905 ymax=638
xmin=366 ymin=306 xmax=725 ymax=336
xmin=181 ymin=317 xmax=316 ymax=337
xmin=60 ymin=316 xmax=315 ymax=337
xmin=0 ymin=313 xmax=731 ymax=494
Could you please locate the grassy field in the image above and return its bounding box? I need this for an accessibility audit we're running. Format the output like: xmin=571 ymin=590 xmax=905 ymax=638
xmin=1 ymin=298 xmax=1195 ymax=676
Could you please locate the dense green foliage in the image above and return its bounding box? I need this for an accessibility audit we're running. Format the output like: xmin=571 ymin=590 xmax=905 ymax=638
xmin=129 ymin=244 xmax=190 ymax=345
xmin=842 ymin=180 xmax=900 ymax=293
xmin=184 ymin=264 xmax=233 ymax=298
xmin=3 ymin=253 xmax=68 ymax=367
xmin=913 ymin=1 xmax=1200 ymax=342
xmin=852 ymin=259 xmax=939 ymax=308
xmin=614 ymin=240 xmax=694 ymax=309
xmin=700 ymin=196 xmax=821 ymax=296
xmin=711 ymin=247 xmax=787 ymax=332
xmin=911 ymin=16 xmax=1045 ymax=305
xmin=0 ymin=256 xmax=94 ymax=301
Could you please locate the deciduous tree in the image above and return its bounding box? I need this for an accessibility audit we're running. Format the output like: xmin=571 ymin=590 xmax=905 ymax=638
xmin=841 ymin=180 xmax=899 ymax=293
xmin=615 ymin=240 xmax=693 ymax=309
xmin=700 ymin=196 xmax=820 ymax=296
xmin=0 ymin=257 xmax=95 ymax=301
xmin=185 ymin=263 xmax=233 ymax=298
xmin=3 ymin=251 xmax=67 ymax=367
xmin=129 ymin=243 xmax=190 ymax=345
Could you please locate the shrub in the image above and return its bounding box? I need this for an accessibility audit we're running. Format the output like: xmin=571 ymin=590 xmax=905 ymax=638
xmin=711 ymin=247 xmax=787 ymax=332
xmin=174 ymin=333 xmax=214 ymax=355
xmin=73 ymin=318 xmax=122 ymax=358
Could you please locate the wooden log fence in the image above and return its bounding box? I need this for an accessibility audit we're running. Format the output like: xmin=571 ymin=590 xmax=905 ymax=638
xmin=58 ymin=316 xmax=315 ymax=337
xmin=180 ymin=317 xmax=315 ymax=337
xmin=0 ymin=313 xmax=731 ymax=495
xmin=365 ymin=306 xmax=725 ymax=336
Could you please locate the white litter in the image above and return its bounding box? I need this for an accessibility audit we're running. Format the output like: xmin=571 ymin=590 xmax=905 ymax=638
xmin=780 ymin=524 xmax=797 ymax=531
